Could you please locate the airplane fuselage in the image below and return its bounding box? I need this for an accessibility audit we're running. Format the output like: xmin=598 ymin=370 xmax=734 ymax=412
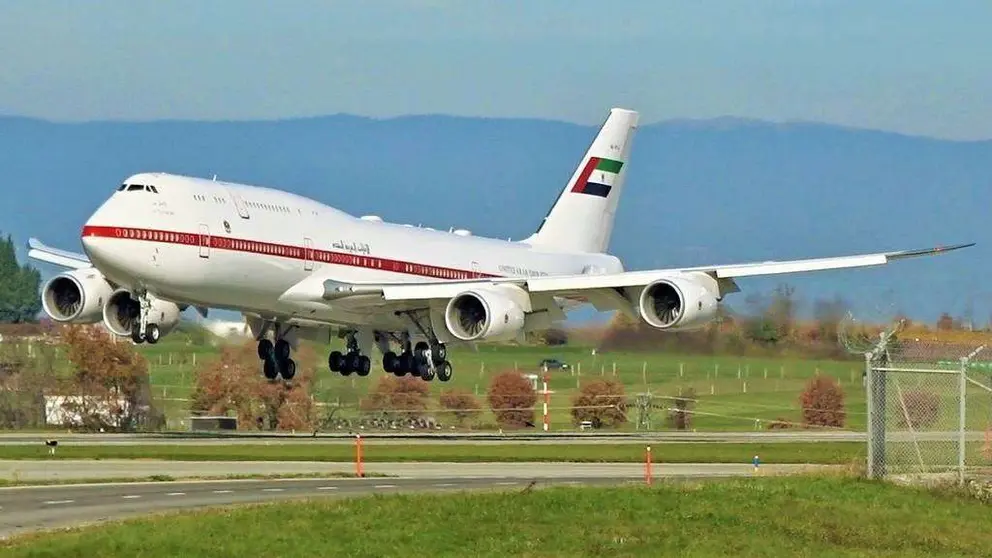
xmin=81 ymin=173 xmax=623 ymax=330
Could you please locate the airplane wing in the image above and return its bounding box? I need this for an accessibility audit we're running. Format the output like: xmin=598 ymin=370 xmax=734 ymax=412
xmin=26 ymin=238 xmax=92 ymax=269
xmin=279 ymin=242 xmax=974 ymax=311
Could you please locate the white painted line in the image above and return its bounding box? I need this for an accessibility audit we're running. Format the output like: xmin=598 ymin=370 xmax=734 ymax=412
xmin=262 ymin=488 xmax=284 ymax=492
xmin=434 ymin=483 xmax=456 ymax=487
xmin=166 ymin=492 xmax=186 ymax=496
xmin=374 ymin=484 xmax=396 ymax=489
xmin=495 ymin=482 xmax=518 ymax=486
xmin=43 ymin=500 xmax=74 ymax=505
xmin=121 ymin=495 xmax=141 ymax=499
xmin=316 ymin=486 xmax=338 ymax=491
xmin=212 ymin=490 xmax=234 ymax=494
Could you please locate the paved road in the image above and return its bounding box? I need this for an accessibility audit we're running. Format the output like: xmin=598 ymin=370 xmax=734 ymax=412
xmin=0 ymin=459 xmax=827 ymax=540
xmin=0 ymin=431 xmax=868 ymax=445
xmin=0 ymin=460 xmax=829 ymax=482
xmin=0 ymin=476 xmax=633 ymax=540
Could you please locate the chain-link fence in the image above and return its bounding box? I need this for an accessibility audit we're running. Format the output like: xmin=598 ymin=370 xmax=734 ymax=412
xmin=866 ymin=337 xmax=992 ymax=484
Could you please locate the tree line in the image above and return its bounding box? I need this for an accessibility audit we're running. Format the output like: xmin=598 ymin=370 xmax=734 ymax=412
xmin=0 ymin=234 xmax=42 ymax=324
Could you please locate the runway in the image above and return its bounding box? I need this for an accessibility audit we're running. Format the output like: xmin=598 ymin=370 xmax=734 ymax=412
xmin=0 ymin=430 xmax=867 ymax=445
xmin=0 ymin=461 xmax=829 ymax=539
xmin=0 ymin=460 xmax=830 ymax=482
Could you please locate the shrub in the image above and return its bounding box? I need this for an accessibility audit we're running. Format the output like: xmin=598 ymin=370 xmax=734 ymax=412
xmin=439 ymin=389 xmax=482 ymax=427
xmin=360 ymin=375 xmax=430 ymax=420
xmin=896 ymin=390 xmax=941 ymax=429
xmin=799 ymin=376 xmax=846 ymax=428
xmin=570 ymin=379 xmax=627 ymax=428
xmin=665 ymin=388 xmax=697 ymax=431
xmin=487 ymin=371 xmax=537 ymax=428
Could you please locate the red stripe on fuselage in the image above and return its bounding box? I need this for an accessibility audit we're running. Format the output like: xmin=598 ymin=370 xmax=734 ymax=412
xmin=80 ymin=225 xmax=500 ymax=281
xmin=569 ymin=157 xmax=601 ymax=193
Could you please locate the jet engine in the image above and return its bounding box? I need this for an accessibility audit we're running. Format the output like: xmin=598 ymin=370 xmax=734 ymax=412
xmin=41 ymin=268 xmax=116 ymax=324
xmin=444 ymin=287 xmax=526 ymax=342
xmin=102 ymin=289 xmax=181 ymax=337
xmin=637 ymin=273 xmax=720 ymax=331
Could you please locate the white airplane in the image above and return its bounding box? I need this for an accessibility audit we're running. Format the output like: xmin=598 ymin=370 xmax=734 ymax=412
xmin=27 ymin=107 xmax=972 ymax=383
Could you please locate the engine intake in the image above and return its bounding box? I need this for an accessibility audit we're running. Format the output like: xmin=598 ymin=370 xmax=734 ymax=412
xmin=102 ymin=289 xmax=181 ymax=337
xmin=41 ymin=269 xmax=115 ymax=324
xmin=444 ymin=288 xmax=525 ymax=342
xmin=638 ymin=274 xmax=719 ymax=331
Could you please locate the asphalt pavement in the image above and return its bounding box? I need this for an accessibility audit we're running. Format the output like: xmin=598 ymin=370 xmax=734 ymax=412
xmin=0 ymin=461 xmax=831 ymax=539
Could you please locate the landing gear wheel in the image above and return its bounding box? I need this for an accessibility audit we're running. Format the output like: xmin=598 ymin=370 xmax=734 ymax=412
xmin=383 ymin=351 xmax=399 ymax=374
xmin=345 ymin=352 xmax=361 ymax=373
xmin=144 ymin=324 xmax=161 ymax=344
xmin=263 ymin=359 xmax=278 ymax=380
xmin=130 ymin=327 xmax=144 ymax=344
xmin=356 ymin=355 xmax=371 ymax=377
xmin=433 ymin=343 xmax=447 ymax=363
xmin=419 ymin=363 xmax=435 ymax=381
xmin=280 ymin=358 xmax=297 ymax=380
xmin=258 ymin=339 xmax=273 ymax=360
xmin=436 ymin=360 xmax=453 ymax=382
xmin=274 ymin=339 xmax=291 ymax=361
xmin=328 ymin=351 xmax=344 ymax=372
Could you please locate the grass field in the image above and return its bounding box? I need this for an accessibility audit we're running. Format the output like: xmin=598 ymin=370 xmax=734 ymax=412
xmin=0 ymin=441 xmax=866 ymax=464
xmin=138 ymin=338 xmax=875 ymax=432
xmin=4 ymin=475 xmax=991 ymax=556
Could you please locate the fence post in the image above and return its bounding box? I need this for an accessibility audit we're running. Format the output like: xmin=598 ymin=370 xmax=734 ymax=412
xmin=959 ymin=357 xmax=968 ymax=485
xmin=866 ymin=350 xmax=887 ymax=480
xmin=356 ymin=434 xmax=364 ymax=478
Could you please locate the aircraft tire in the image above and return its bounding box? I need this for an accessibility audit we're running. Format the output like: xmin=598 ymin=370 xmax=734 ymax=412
xmin=281 ymin=358 xmax=297 ymax=380
xmin=328 ymin=350 xmax=344 ymax=372
xmin=274 ymin=339 xmax=291 ymax=361
xmin=357 ymin=355 xmax=371 ymax=377
xmin=144 ymin=324 xmax=161 ymax=344
xmin=436 ymin=361 xmax=453 ymax=382
xmin=258 ymin=339 xmax=273 ymax=360
xmin=419 ymin=363 xmax=435 ymax=381
xmin=263 ymin=359 xmax=278 ymax=380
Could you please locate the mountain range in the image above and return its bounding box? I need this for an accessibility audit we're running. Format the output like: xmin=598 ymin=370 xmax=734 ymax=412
xmin=1 ymin=112 xmax=989 ymax=327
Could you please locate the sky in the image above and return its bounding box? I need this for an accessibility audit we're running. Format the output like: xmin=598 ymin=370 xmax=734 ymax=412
xmin=0 ymin=1 xmax=990 ymax=140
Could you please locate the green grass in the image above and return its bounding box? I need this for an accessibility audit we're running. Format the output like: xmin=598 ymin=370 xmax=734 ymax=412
xmin=0 ymin=441 xmax=864 ymax=464
xmin=5 ymin=475 xmax=992 ymax=556
xmin=140 ymin=339 xmax=872 ymax=432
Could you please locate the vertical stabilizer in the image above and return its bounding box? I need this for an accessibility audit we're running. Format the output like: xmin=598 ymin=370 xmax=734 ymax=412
xmin=522 ymin=107 xmax=639 ymax=254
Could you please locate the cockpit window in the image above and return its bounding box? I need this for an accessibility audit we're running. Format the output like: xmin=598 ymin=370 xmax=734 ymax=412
xmin=117 ymin=183 xmax=126 ymax=191
xmin=126 ymin=184 xmax=143 ymax=191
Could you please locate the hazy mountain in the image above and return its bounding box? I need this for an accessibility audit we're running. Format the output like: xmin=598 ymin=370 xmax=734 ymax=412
xmin=1 ymin=113 xmax=989 ymax=326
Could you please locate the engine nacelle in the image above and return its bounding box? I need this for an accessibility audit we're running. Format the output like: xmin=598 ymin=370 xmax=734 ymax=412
xmin=102 ymin=289 xmax=181 ymax=337
xmin=41 ymin=268 xmax=116 ymax=324
xmin=637 ymin=273 xmax=720 ymax=331
xmin=444 ymin=286 xmax=526 ymax=342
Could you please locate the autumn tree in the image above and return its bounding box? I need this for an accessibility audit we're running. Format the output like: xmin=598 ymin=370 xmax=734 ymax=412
xmin=59 ymin=324 xmax=161 ymax=431
xmin=439 ymin=388 xmax=482 ymax=427
xmin=487 ymin=371 xmax=537 ymax=428
xmin=0 ymin=338 xmax=57 ymax=428
xmin=799 ymin=375 xmax=845 ymax=428
xmin=570 ymin=379 xmax=627 ymax=428
xmin=360 ymin=375 xmax=431 ymax=421
xmin=190 ymin=340 xmax=317 ymax=431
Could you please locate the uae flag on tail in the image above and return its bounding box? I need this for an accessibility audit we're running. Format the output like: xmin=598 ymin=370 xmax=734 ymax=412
xmin=571 ymin=157 xmax=624 ymax=197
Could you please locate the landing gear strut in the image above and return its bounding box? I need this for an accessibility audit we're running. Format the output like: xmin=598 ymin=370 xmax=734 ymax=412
xmin=256 ymin=322 xmax=297 ymax=381
xmin=128 ymin=291 xmax=161 ymax=345
xmin=381 ymin=311 xmax=455 ymax=382
xmin=327 ymin=332 xmax=371 ymax=377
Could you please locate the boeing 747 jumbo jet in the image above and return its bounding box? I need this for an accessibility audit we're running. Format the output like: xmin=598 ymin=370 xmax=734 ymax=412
xmin=27 ymin=108 xmax=972 ymax=382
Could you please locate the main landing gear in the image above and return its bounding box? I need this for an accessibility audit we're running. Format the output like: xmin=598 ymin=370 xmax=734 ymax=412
xmin=325 ymin=309 xmax=454 ymax=382
xmin=381 ymin=337 xmax=452 ymax=382
xmin=327 ymin=333 xmax=372 ymax=377
xmin=255 ymin=323 xmax=297 ymax=381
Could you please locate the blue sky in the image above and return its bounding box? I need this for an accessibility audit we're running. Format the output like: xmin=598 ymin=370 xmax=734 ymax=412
xmin=0 ymin=1 xmax=989 ymax=139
